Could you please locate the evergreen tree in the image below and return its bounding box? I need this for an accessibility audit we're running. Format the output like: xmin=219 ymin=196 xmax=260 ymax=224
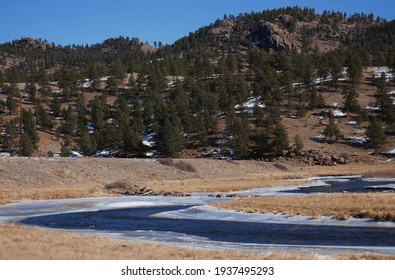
xmin=22 ymin=108 xmax=39 ymax=150
xmin=347 ymin=51 xmax=363 ymax=85
xmin=323 ymin=117 xmax=343 ymax=142
xmin=156 ymin=117 xmax=183 ymax=158
xmin=342 ymin=85 xmax=360 ymax=113
xmin=25 ymin=82 xmax=38 ymax=104
xmin=366 ymin=118 xmax=387 ymax=152
xmin=230 ymin=115 xmax=250 ymax=159
xmin=292 ymin=134 xmax=304 ymax=155
xmin=272 ymin=123 xmax=289 ymax=156
xmin=49 ymin=96 xmax=62 ymax=117
xmin=106 ymin=76 xmax=118 ymax=95
xmin=375 ymin=73 xmax=395 ymax=124
xmin=36 ymin=105 xmax=53 ymax=130
xmin=6 ymin=94 xmax=17 ymax=113
xmin=1 ymin=118 xmax=18 ymax=150
xmin=0 ymin=71 xmax=4 ymax=87
xmin=21 ymin=133 xmax=34 ymax=156
xmin=78 ymin=129 xmax=96 ymax=156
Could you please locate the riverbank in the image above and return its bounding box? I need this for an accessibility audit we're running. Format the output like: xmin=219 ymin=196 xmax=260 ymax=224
xmin=1 ymin=158 xmax=395 ymax=260
xmin=1 ymin=157 xmax=394 ymax=204
xmin=214 ymin=193 xmax=395 ymax=222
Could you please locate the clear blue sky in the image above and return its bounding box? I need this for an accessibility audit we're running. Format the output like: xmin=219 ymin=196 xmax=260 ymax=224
xmin=1 ymin=0 xmax=395 ymax=46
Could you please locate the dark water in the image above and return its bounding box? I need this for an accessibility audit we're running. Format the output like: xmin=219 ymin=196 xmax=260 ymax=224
xmin=284 ymin=177 xmax=395 ymax=194
xmin=20 ymin=206 xmax=395 ymax=247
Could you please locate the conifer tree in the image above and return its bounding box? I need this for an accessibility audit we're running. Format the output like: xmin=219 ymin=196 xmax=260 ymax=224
xmin=323 ymin=117 xmax=343 ymax=142
xmin=272 ymin=123 xmax=289 ymax=156
xmin=230 ymin=115 xmax=250 ymax=159
xmin=36 ymin=105 xmax=53 ymax=130
xmin=342 ymin=84 xmax=360 ymax=113
xmin=78 ymin=129 xmax=96 ymax=156
xmin=366 ymin=118 xmax=387 ymax=153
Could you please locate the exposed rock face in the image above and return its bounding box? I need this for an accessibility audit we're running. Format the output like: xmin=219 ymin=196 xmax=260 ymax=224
xmin=205 ymin=14 xmax=365 ymax=55
xmin=208 ymin=19 xmax=235 ymax=40
xmin=101 ymin=37 xmax=157 ymax=54
xmin=258 ymin=22 xmax=302 ymax=54
xmin=15 ymin=37 xmax=53 ymax=51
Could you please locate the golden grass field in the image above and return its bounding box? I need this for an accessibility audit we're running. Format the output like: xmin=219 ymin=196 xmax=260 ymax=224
xmin=1 ymin=158 xmax=395 ymax=260
xmin=214 ymin=193 xmax=395 ymax=221
xmin=0 ymin=224 xmax=317 ymax=260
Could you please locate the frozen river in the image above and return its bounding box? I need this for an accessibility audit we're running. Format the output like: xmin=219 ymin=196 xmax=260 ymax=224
xmin=1 ymin=176 xmax=394 ymax=257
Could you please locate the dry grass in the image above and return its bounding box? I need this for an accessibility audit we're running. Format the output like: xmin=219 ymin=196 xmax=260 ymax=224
xmin=0 ymin=224 xmax=316 ymax=260
xmin=158 ymin=158 xmax=197 ymax=172
xmin=215 ymin=193 xmax=395 ymax=221
xmin=338 ymin=253 xmax=395 ymax=260
xmin=1 ymin=157 xmax=394 ymax=205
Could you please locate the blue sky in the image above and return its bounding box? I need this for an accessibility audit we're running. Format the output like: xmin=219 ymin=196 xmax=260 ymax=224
xmin=1 ymin=0 xmax=395 ymax=46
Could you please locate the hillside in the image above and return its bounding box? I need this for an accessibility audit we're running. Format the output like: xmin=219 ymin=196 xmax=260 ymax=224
xmin=1 ymin=6 xmax=395 ymax=163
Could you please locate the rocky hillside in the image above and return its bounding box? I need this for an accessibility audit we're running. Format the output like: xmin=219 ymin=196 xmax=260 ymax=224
xmin=1 ymin=7 xmax=395 ymax=162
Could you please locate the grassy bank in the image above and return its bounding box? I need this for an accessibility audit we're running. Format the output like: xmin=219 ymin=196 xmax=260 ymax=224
xmin=214 ymin=193 xmax=395 ymax=221
xmin=0 ymin=224 xmax=316 ymax=260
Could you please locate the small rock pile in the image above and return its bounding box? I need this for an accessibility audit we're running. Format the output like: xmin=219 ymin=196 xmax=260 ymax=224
xmin=297 ymin=150 xmax=348 ymax=166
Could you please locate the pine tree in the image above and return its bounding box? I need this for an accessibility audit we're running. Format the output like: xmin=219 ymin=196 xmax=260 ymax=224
xmin=78 ymin=129 xmax=95 ymax=156
xmin=292 ymin=134 xmax=304 ymax=155
xmin=366 ymin=118 xmax=387 ymax=152
xmin=22 ymin=108 xmax=39 ymax=150
xmin=347 ymin=51 xmax=363 ymax=85
xmin=6 ymin=94 xmax=17 ymax=113
xmin=230 ymin=116 xmax=250 ymax=159
xmin=36 ymin=105 xmax=53 ymax=130
xmin=21 ymin=133 xmax=34 ymax=156
xmin=323 ymin=117 xmax=343 ymax=142
xmin=272 ymin=123 xmax=289 ymax=156
xmin=25 ymin=82 xmax=37 ymax=104
xmin=1 ymin=118 xmax=18 ymax=150
xmin=49 ymin=96 xmax=62 ymax=117
xmin=342 ymin=85 xmax=360 ymax=113
xmin=375 ymin=72 xmax=395 ymax=124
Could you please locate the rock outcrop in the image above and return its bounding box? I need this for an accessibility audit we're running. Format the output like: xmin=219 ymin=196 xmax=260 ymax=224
xmin=257 ymin=21 xmax=302 ymax=53
xmin=208 ymin=19 xmax=235 ymax=40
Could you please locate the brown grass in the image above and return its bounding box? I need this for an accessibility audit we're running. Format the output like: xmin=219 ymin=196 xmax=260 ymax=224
xmin=214 ymin=193 xmax=395 ymax=221
xmin=338 ymin=253 xmax=395 ymax=260
xmin=0 ymin=224 xmax=316 ymax=260
xmin=1 ymin=157 xmax=394 ymax=205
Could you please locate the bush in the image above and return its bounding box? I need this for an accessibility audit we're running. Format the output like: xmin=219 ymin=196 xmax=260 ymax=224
xmin=158 ymin=158 xmax=197 ymax=172
xmin=103 ymin=181 xmax=128 ymax=190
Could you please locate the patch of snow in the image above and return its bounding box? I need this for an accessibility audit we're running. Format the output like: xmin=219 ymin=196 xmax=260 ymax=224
xmin=385 ymin=147 xmax=395 ymax=154
xmin=348 ymin=137 xmax=368 ymax=145
xmin=362 ymin=178 xmax=395 ymax=182
xmin=143 ymin=133 xmax=155 ymax=148
xmin=331 ymin=110 xmax=347 ymax=118
xmin=70 ymin=151 xmax=83 ymax=158
xmin=0 ymin=152 xmax=11 ymax=157
xmin=374 ymin=67 xmax=393 ymax=81
xmin=311 ymin=135 xmax=324 ymax=143
xmin=235 ymin=97 xmax=265 ymax=115
xmin=347 ymin=120 xmax=357 ymax=125
xmin=82 ymin=79 xmax=92 ymax=88
xmin=365 ymin=184 xmax=395 ymax=190
xmin=94 ymin=150 xmax=110 ymax=158
xmin=364 ymin=106 xmax=380 ymax=112
xmin=145 ymin=150 xmax=157 ymax=158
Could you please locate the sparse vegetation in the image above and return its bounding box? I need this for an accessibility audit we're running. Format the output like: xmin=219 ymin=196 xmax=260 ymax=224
xmin=158 ymin=158 xmax=197 ymax=172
